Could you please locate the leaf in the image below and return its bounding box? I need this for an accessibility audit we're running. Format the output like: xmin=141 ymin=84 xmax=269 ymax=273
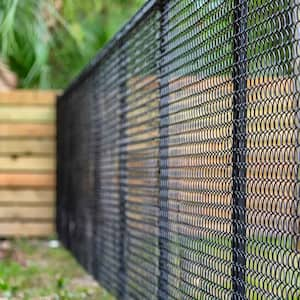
xmin=0 ymin=278 xmax=9 ymax=291
xmin=56 ymin=276 xmax=66 ymax=290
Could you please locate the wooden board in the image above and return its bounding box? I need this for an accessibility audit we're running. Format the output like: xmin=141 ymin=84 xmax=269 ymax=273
xmin=0 ymin=190 xmax=54 ymax=204
xmin=0 ymin=206 xmax=54 ymax=220
xmin=0 ymin=90 xmax=57 ymax=237
xmin=0 ymin=173 xmax=55 ymax=187
xmin=0 ymin=140 xmax=55 ymax=155
xmin=0 ymin=222 xmax=54 ymax=237
xmin=0 ymin=157 xmax=55 ymax=171
xmin=0 ymin=90 xmax=57 ymax=105
xmin=0 ymin=106 xmax=55 ymax=123
xmin=0 ymin=123 xmax=55 ymax=137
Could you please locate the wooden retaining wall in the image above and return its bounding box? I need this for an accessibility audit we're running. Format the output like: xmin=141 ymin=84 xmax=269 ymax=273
xmin=0 ymin=90 xmax=56 ymax=237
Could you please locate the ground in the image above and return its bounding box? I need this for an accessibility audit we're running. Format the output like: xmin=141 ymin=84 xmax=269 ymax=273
xmin=0 ymin=239 xmax=114 ymax=300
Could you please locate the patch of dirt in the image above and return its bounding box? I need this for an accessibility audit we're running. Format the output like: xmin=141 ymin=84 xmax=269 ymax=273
xmin=0 ymin=240 xmax=27 ymax=266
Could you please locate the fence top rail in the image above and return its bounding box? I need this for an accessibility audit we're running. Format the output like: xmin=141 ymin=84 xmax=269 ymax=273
xmin=59 ymin=0 xmax=158 ymax=100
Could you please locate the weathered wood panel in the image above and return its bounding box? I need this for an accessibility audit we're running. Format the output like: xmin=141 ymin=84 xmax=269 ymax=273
xmin=0 ymin=206 xmax=54 ymax=220
xmin=0 ymin=90 xmax=57 ymax=105
xmin=0 ymin=222 xmax=54 ymax=237
xmin=0 ymin=140 xmax=55 ymax=155
xmin=0 ymin=106 xmax=55 ymax=123
xmin=0 ymin=190 xmax=54 ymax=204
xmin=0 ymin=124 xmax=55 ymax=137
xmin=0 ymin=172 xmax=55 ymax=188
xmin=0 ymin=157 xmax=55 ymax=171
xmin=0 ymin=90 xmax=57 ymax=237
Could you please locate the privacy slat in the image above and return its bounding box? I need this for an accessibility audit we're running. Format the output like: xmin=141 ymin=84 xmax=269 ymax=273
xmin=0 ymin=190 xmax=54 ymax=204
xmin=0 ymin=106 xmax=55 ymax=123
xmin=0 ymin=173 xmax=55 ymax=187
xmin=0 ymin=222 xmax=54 ymax=237
xmin=0 ymin=140 xmax=55 ymax=155
xmin=0 ymin=90 xmax=57 ymax=105
xmin=0 ymin=157 xmax=55 ymax=171
xmin=0 ymin=206 xmax=54 ymax=220
xmin=0 ymin=123 xmax=55 ymax=137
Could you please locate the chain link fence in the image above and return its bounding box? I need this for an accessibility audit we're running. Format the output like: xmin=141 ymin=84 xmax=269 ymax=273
xmin=57 ymin=0 xmax=300 ymax=299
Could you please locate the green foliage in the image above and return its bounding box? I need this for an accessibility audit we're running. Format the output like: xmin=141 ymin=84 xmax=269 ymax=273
xmin=0 ymin=0 xmax=144 ymax=89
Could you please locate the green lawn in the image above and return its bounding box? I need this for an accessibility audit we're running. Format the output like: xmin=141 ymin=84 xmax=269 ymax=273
xmin=0 ymin=239 xmax=114 ymax=300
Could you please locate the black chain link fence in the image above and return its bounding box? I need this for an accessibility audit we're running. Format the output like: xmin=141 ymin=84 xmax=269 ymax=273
xmin=57 ymin=0 xmax=300 ymax=299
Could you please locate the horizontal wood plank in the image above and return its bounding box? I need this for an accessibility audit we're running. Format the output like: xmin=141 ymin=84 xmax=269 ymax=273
xmin=0 ymin=90 xmax=56 ymax=237
xmin=0 ymin=90 xmax=57 ymax=105
xmin=0 ymin=140 xmax=55 ymax=155
xmin=0 ymin=157 xmax=55 ymax=171
xmin=0 ymin=206 xmax=54 ymax=220
xmin=0 ymin=123 xmax=55 ymax=137
xmin=0 ymin=106 xmax=55 ymax=123
xmin=0 ymin=222 xmax=54 ymax=237
xmin=0 ymin=190 xmax=54 ymax=204
xmin=0 ymin=173 xmax=55 ymax=187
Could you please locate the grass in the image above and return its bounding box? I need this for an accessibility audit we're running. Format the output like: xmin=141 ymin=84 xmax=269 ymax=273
xmin=1 ymin=237 xmax=298 ymax=299
xmin=0 ymin=239 xmax=115 ymax=300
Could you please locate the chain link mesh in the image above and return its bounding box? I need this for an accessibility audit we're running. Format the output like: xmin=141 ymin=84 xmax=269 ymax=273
xmin=57 ymin=0 xmax=300 ymax=299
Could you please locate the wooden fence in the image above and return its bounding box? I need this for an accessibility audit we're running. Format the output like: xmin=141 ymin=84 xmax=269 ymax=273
xmin=0 ymin=90 xmax=56 ymax=237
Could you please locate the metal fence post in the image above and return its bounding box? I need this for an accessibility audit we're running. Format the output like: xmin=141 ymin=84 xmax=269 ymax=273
xmin=232 ymin=0 xmax=247 ymax=298
xmin=119 ymin=39 xmax=128 ymax=299
xmin=293 ymin=0 xmax=300 ymax=253
xmin=158 ymin=0 xmax=170 ymax=299
xmin=91 ymin=73 xmax=102 ymax=279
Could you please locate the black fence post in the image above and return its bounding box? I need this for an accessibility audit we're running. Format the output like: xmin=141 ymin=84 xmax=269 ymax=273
xmin=119 ymin=39 xmax=128 ymax=299
xmin=232 ymin=0 xmax=247 ymax=299
xmin=56 ymin=95 xmax=62 ymax=242
xmin=293 ymin=0 xmax=300 ymax=253
xmin=91 ymin=74 xmax=101 ymax=279
xmin=158 ymin=0 xmax=169 ymax=299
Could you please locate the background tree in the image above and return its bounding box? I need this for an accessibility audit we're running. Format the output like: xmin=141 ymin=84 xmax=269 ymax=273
xmin=0 ymin=0 xmax=144 ymax=89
